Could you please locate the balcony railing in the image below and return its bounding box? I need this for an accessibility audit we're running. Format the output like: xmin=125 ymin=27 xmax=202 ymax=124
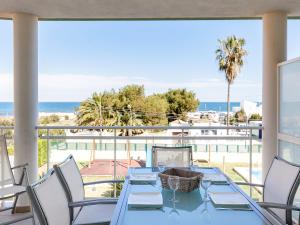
xmin=0 ymin=125 xmax=263 ymax=198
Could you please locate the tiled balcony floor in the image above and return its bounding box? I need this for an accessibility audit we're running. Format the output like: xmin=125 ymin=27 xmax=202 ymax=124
xmin=0 ymin=210 xmax=33 ymax=225
xmin=0 ymin=202 xmax=34 ymax=225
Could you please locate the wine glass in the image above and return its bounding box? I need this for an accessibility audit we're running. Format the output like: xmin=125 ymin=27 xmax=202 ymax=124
xmin=158 ymin=163 xmax=166 ymax=172
xmin=201 ymin=178 xmax=211 ymax=202
xmin=168 ymin=176 xmax=180 ymax=203
xmin=190 ymin=164 xmax=198 ymax=172
xmin=168 ymin=201 xmax=180 ymax=224
xmin=200 ymin=200 xmax=211 ymax=225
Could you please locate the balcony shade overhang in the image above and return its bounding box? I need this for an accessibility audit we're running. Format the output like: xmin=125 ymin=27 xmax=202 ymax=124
xmin=0 ymin=0 xmax=300 ymax=20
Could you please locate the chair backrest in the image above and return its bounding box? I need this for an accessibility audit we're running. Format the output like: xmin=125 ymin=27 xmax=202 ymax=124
xmin=27 ymin=169 xmax=71 ymax=225
xmin=152 ymin=146 xmax=193 ymax=167
xmin=0 ymin=135 xmax=15 ymax=187
xmin=53 ymin=155 xmax=85 ymax=220
xmin=263 ymin=156 xmax=300 ymax=224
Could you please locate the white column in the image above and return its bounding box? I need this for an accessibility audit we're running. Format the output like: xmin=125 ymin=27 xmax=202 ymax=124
xmin=13 ymin=13 xmax=38 ymax=184
xmin=262 ymin=11 xmax=286 ymax=179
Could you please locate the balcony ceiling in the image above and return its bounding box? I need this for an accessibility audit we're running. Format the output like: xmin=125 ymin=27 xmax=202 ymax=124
xmin=0 ymin=0 xmax=299 ymax=19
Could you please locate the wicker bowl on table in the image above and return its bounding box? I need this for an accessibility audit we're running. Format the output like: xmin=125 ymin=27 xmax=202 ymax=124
xmin=158 ymin=168 xmax=203 ymax=193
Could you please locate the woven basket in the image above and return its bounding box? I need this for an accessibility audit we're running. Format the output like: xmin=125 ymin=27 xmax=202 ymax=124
xmin=158 ymin=168 xmax=203 ymax=193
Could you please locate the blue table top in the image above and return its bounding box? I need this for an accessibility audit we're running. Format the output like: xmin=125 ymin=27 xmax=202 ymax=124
xmin=110 ymin=167 xmax=281 ymax=225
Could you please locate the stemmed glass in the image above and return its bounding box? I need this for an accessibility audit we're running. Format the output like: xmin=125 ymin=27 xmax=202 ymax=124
xmin=157 ymin=163 xmax=166 ymax=172
xmin=168 ymin=176 xmax=179 ymax=203
xmin=200 ymin=179 xmax=212 ymax=224
xmin=168 ymin=200 xmax=180 ymax=224
xmin=153 ymin=163 xmax=165 ymax=190
xmin=201 ymin=178 xmax=211 ymax=202
xmin=190 ymin=164 xmax=198 ymax=172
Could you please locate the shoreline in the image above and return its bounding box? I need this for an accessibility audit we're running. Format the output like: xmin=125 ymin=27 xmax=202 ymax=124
xmin=0 ymin=101 xmax=246 ymax=117
xmin=0 ymin=112 xmax=76 ymax=119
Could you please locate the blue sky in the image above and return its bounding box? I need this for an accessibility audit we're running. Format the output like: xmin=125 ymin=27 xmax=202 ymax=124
xmin=0 ymin=19 xmax=299 ymax=102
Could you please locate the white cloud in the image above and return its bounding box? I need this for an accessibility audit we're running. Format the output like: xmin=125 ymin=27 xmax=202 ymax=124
xmin=0 ymin=73 xmax=261 ymax=102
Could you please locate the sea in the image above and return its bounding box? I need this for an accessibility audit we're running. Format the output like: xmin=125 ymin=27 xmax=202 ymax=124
xmin=0 ymin=102 xmax=241 ymax=116
xmin=0 ymin=102 xmax=240 ymax=116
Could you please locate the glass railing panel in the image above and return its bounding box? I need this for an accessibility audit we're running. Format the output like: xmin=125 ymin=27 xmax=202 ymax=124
xmin=279 ymin=140 xmax=300 ymax=165
xmin=1 ymin=125 xmax=264 ymax=199
xmin=279 ymin=60 xmax=300 ymax=137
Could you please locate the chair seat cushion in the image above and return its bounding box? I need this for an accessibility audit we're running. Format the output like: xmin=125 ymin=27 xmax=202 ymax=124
xmin=74 ymin=204 xmax=116 ymax=225
xmin=0 ymin=185 xmax=26 ymax=197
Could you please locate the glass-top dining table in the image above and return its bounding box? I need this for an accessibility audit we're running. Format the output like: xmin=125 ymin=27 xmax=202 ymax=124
xmin=110 ymin=167 xmax=282 ymax=225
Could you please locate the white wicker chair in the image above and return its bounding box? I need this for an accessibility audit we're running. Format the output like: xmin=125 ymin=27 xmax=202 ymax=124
xmin=236 ymin=156 xmax=300 ymax=225
xmin=53 ymin=155 xmax=123 ymax=224
xmin=151 ymin=146 xmax=193 ymax=167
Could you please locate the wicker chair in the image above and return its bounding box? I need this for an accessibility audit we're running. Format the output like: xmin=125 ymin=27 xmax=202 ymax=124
xmin=152 ymin=146 xmax=193 ymax=167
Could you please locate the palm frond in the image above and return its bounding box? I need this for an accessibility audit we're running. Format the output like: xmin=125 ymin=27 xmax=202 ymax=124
xmin=215 ymin=35 xmax=247 ymax=84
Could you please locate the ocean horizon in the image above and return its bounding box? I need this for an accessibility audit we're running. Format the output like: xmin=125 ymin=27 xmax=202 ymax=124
xmin=0 ymin=101 xmax=246 ymax=116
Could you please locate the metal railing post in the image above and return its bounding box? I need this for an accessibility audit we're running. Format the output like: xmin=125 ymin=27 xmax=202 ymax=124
xmin=47 ymin=128 xmax=50 ymax=171
xmin=181 ymin=128 xmax=184 ymax=145
xmin=0 ymin=128 xmax=4 ymax=188
xmin=208 ymin=144 xmax=211 ymax=166
xmin=113 ymin=128 xmax=117 ymax=198
xmin=249 ymin=128 xmax=253 ymax=197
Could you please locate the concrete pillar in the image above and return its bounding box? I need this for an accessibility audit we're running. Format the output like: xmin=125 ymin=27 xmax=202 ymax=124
xmin=262 ymin=11 xmax=286 ymax=179
xmin=13 ymin=13 xmax=38 ymax=185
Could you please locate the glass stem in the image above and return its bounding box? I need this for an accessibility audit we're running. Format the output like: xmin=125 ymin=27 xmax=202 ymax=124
xmin=173 ymin=190 xmax=175 ymax=201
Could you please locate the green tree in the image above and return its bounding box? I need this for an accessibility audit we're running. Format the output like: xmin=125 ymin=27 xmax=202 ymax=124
xmin=102 ymin=177 xmax=124 ymax=197
xmin=76 ymin=92 xmax=110 ymax=166
xmin=234 ymin=109 xmax=247 ymax=122
xmin=216 ymin=36 xmax=247 ymax=128
xmin=116 ymin=85 xmax=145 ymax=135
xmin=40 ymin=114 xmax=60 ymax=125
xmin=118 ymin=85 xmax=145 ymax=113
xmin=76 ymin=88 xmax=144 ymax=132
xmin=112 ymin=107 xmax=143 ymax=134
xmin=142 ymin=95 xmax=168 ymax=125
xmin=164 ymin=89 xmax=199 ymax=121
xmin=0 ymin=118 xmax=14 ymax=138
xmin=38 ymin=140 xmax=47 ymax=167
xmin=249 ymin=113 xmax=262 ymax=120
xmin=229 ymin=115 xmax=236 ymax=125
xmin=76 ymin=92 xmax=105 ymax=127
xmin=113 ymin=107 xmax=143 ymax=166
xmin=114 ymin=85 xmax=144 ymax=166
xmin=76 ymin=91 xmax=120 ymax=125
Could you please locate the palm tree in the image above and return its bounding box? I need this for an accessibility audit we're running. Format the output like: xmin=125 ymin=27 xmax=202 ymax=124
xmin=76 ymin=92 xmax=104 ymax=126
xmin=76 ymin=93 xmax=105 ymax=166
xmin=215 ymin=36 xmax=247 ymax=129
xmin=112 ymin=106 xmax=143 ymax=166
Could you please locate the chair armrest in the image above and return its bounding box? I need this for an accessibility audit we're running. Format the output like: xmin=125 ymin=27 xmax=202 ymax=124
xmin=83 ymin=179 xmax=124 ymax=186
xmin=11 ymin=163 xmax=29 ymax=170
xmin=69 ymin=198 xmax=118 ymax=208
xmin=259 ymin=202 xmax=300 ymax=211
xmin=235 ymin=181 xmax=264 ymax=187
xmin=11 ymin=163 xmax=30 ymax=186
